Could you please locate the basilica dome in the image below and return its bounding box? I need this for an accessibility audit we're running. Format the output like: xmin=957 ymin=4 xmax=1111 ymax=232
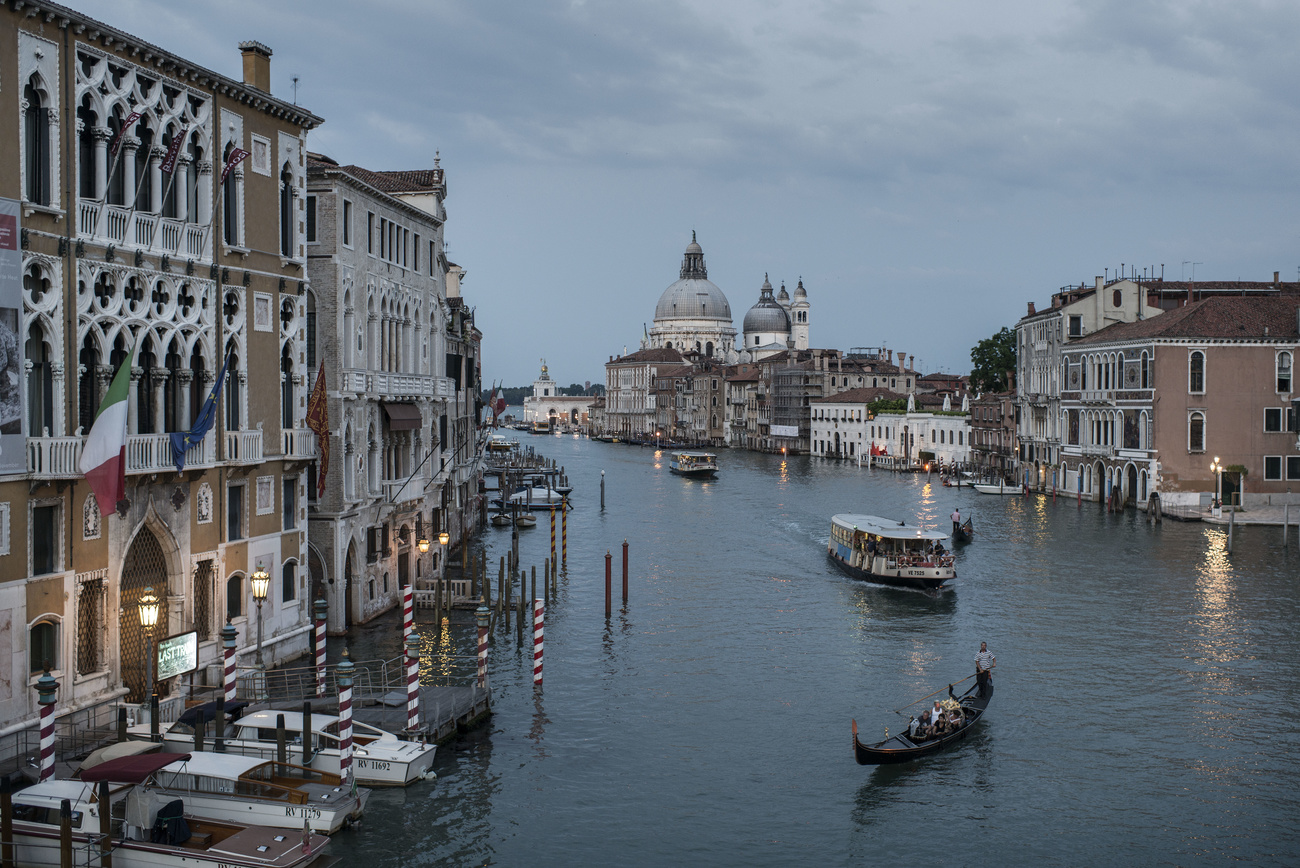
xmin=742 ymin=275 xmax=791 ymax=335
xmin=653 ymin=233 xmax=732 ymax=322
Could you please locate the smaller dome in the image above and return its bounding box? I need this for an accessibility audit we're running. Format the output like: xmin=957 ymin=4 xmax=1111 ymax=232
xmin=743 ymin=274 xmax=791 ymax=335
xmin=685 ymin=230 xmax=702 ymax=256
xmin=793 ymin=278 xmax=807 ymax=300
xmin=777 ymin=282 xmax=789 ymax=303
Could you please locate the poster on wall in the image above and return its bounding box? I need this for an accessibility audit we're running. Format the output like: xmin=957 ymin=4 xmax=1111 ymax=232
xmin=0 ymin=198 xmax=25 ymax=474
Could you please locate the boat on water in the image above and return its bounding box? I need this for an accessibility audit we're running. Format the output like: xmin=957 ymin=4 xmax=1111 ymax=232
xmin=515 ymin=513 xmax=537 ymax=528
xmin=668 ymin=451 xmax=718 ymax=478
xmin=531 ymin=420 xmax=551 ymax=434
xmin=130 ymin=707 xmax=436 ymax=787
xmin=852 ymin=681 xmax=993 ymax=764
xmin=486 ymin=434 xmax=518 ymax=454
xmin=826 ymin=514 xmax=955 ymax=590
xmin=500 ymin=486 xmax=568 ymax=507
xmin=490 ymin=512 xmax=512 ymax=527
xmin=972 ymin=480 xmax=1021 ymax=495
xmin=9 ymin=762 xmax=331 ymax=868
xmin=953 ymin=518 xmax=975 ymax=543
xmin=90 ymin=751 xmax=370 ymax=835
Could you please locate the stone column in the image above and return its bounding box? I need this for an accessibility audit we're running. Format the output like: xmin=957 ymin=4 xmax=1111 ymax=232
xmin=92 ymin=127 xmax=112 ymax=200
xmin=196 ymin=159 xmax=213 ymax=225
xmin=128 ymin=366 xmax=143 ymax=434
xmin=149 ymin=145 xmax=166 ymax=214
xmin=152 ymin=367 xmax=170 ymax=435
xmin=175 ymin=155 xmax=191 ymax=224
xmin=121 ymin=136 xmax=140 ymax=209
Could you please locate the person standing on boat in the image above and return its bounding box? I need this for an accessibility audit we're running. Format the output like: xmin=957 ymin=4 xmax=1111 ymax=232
xmin=974 ymin=642 xmax=996 ymax=696
xmin=951 ymin=507 xmax=962 ymax=535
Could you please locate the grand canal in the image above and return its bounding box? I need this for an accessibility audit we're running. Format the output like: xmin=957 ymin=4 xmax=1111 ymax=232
xmin=331 ymin=437 xmax=1300 ymax=866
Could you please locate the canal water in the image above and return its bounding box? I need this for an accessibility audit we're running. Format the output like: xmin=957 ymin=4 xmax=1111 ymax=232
xmin=330 ymin=438 xmax=1300 ymax=866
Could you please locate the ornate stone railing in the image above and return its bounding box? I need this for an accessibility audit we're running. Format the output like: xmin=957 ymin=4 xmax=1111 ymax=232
xmin=282 ymin=428 xmax=318 ymax=459
xmin=225 ymin=430 xmax=263 ymax=465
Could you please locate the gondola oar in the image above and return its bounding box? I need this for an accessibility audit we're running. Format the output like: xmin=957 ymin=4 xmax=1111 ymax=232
xmin=891 ymin=674 xmax=975 ymax=715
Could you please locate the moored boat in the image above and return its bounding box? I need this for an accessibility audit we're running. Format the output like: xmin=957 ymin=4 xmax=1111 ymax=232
xmin=8 ymin=767 xmax=331 ymax=868
xmin=84 ymin=751 xmax=370 ymax=835
xmin=953 ymin=518 xmax=974 ymax=543
xmin=852 ymin=681 xmax=993 ymax=764
xmin=130 ymin=707 xmax=436 ymax=787
xmin=826 ymin=514 xmax=954 ymax=590
xmin=972 ymin=480 xmax=1020 ymax=495
xmin=668 ymin=451 xmax=718 ymax=478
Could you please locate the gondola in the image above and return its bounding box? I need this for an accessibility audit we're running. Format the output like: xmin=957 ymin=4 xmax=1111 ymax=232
xmin=953 ymin=518 xmax=974 ymax=544
xmin=851 ymin=681 xmax=993 ymax=765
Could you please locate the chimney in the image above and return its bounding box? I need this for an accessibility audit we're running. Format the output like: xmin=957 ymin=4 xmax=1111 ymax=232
xmin=239 ymin=41 xmax=273 ymax=93
xmin=886 ymin=349 xmax=893 ymax=364
xmin=1095 ymin=276 xmax=1103 ymax=291
xmin=1275 ymin=271 xmax=1280 ymax=287
xmin=1027 ymin=301 xmax=1036 ymax=316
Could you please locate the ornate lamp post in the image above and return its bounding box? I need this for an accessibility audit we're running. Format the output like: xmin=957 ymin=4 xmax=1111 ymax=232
xmin=250 ymin=566 xmax=270 ymax=667
xmin=417 ymin=536 xmax=430 ymax=554
xmin=137 ymin=587 xmax=160 ymax=739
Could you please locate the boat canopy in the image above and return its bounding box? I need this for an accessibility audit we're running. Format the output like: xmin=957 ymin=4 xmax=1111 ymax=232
xmin=830 ymin=514 xmax=949 ymax=541
xmin=177 ymin=700 xmax=249 ymax=725
xmin=81 ymin=752 xmax=189 ymax=783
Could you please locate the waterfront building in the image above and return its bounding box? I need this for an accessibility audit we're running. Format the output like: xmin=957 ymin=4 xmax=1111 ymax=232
xmin=1060 ymin=293 xmax=1300 ymax=511
xmin=647 ymin=234 xmax=736 ymax=360
xmin=0 ymin=4 xmax=323 ymax=736
xmin=813 ymin=347 xmax=915 ymax=397
xmin=810 ymin=388 xmax=901 ymax=460
xmin=651 ymin=356 xmax=727 ymax=445
xmin=304 ymin=153 xmax=480 ymax=630
xmin=868 ymin=392 xmax=971 ymax=467
xmin=970 ymin=391 xmax=1018 ymax=480
xmin=1015 ymin=278 xmax=1163 ymax=488
xmin=522 ymin=361 xmax=594 ymax=431
xmin=603 ymin=347 xmax=683 ymax=436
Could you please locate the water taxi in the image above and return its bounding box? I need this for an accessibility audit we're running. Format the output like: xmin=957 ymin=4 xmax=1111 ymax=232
xmin=669 ymin=451 xmax=718 ymax=478
xmin=131 ymin=708 xmax=436 ymax=787
xmin=826 ymin=514 xmax=954 ymax=590
xmin=10 ymin=761 xmax=331 ymax=868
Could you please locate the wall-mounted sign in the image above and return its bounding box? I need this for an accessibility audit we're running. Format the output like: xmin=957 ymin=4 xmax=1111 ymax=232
xmin=156 ymin=630 xmax=198 ymax=681
xmin=771 ymin=425 xmax=799 ymax=438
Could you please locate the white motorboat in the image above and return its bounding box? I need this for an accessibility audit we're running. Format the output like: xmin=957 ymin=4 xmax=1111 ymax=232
xmin=93 ymin=751 xmax=370 ymax=835
xmin=506 ymin=486 xmax=567 ymax=506
xmin=669 ymin=452 xmax=719 ymax=478
xmin=972 ymin=481 xmax=1021 ymax=495
xmin=826 ymin=514 xmax=955 ymax=590
xmin=8 ymin=767 xmax=331 ymax=868
xmin=130 ymin=707 xmax=436 ymax=787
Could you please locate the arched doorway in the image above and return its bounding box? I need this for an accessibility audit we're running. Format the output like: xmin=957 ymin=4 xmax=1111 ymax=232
xmin=307 ymin=544 xmax=327 ymax=603
xmin=1093 ymin=461 xmax=1106 ymax=503
xmin=343 ymin=540 xmax=357 ymax=628
xmin=1126 ymin=464 xmax=1138 ymax=507
xmin=119 ymin=528 xmax=169 ymax=703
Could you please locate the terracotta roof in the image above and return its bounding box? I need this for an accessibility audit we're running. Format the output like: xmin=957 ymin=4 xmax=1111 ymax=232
xmin=610 ymin=347 xmax=684 ymax=364
xmin=308 ymin=154 xmax=444 ymax=194
xmin=726 ymin=369 xmax=761 ymax=383
xmin=1073 ymin=295 xmax=1300 ymax=344
xmin=811 ymin=387 xmax=906 ymax=404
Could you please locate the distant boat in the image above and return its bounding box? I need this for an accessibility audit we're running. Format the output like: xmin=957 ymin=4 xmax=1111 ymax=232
xmin=669 ymin=451 xmax=719 ymax=478
xmin=972 ymin=481 xmax=1020 ymax=495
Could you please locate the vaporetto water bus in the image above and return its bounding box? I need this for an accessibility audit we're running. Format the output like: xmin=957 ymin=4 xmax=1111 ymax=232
xmin=669 ymin=451 xmax=719 ymax=478
xmin=826 ymin=514 xmax=955 ymax=590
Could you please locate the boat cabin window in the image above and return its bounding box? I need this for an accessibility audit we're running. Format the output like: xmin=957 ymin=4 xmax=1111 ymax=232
xmin=12 ymin=803 xmax=83 ymax=828
xmin=253 ymin=727 xmax=302 ymax=743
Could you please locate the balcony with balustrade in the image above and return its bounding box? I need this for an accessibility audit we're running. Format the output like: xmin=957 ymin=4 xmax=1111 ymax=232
xmin=27 ymin=431 xmax=217 ymax=478
xmin=225 ymin=430 xmax=263 ymax=465
xmin=282 ymin=428 xmax=318 ymax=461
xmin=78 ymin=201 xmax=211 ymax=260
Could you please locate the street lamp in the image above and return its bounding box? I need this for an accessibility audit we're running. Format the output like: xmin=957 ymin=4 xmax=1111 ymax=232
xmin=250 ymin=566 xmax=270 ymax=667
xmin=137 ymin=586 xmax=160 ymax=738
xmin=417 ymin=537 xmax=430 ymax=554
xmin=1210 ymin=456 xmax=1222 ymax=509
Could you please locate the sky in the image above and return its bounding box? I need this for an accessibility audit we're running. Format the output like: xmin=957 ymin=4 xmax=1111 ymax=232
xmin=75 ymin=0 xmax=1300 ymax=388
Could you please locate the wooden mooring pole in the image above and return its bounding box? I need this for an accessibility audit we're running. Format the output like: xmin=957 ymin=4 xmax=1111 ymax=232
xmin=605 ymin=551 xmax=612 ymax=618
xmin=622 ymin=540 xmax=629 ymax=603
xmin=1228 ymin=506 xmax=1235 ymax=554
xmin=1285 ymin=503 xmax=1290 ymax=546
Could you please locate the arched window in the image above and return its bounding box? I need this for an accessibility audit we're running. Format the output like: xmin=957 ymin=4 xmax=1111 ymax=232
xmin=1140 ymin=351 xmax=1150 ymax=389
xmin=224 ymin=345 xmax=242 ymax=431
xmin=77 ymin=96 xmax=98 ymax=198
xmin=1188 ymin=411 xmax=1205 ymax=453
xmin=30 ymin=620 xmax=57 ymax=673
xmin=282 ymin=560 xmax=297 ymax=602
xmin=279 ymin=163 xmax=295 ymax=256
xmin=1189 ymin=351 xmax=1205 ymax=394
xmin=222 ymin=143 xmax=239 ymax=245
xmin=306 ymin=292 xmax=317 ymax=369
xmin=25 ymin=320 xmax=53 ymax=438
xmin=281 ymin=343 xmax=294 ymax=430
xmin=1278 ymin=351 xmax=1292 ymax=393
xmin=226 ymin=574 xmax=244 ymax=620
xmin=23 ymin=76 xmax=51 ymax=205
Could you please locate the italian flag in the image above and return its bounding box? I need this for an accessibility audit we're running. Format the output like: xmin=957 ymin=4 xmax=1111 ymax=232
xmin=79 ymin=349 xmax=134 ymax=516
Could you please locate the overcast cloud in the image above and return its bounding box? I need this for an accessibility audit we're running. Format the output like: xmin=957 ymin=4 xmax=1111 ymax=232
xmin=76 ymin=0 xmax=1300 ymax=385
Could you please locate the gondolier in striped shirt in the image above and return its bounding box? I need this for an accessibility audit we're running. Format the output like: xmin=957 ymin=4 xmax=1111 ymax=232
xmin=974 ymin=642 xmax=996 ymax=697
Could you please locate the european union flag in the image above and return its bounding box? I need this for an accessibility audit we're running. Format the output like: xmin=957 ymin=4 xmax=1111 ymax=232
xmin=171 ymin=350 xmax=233 ymax=472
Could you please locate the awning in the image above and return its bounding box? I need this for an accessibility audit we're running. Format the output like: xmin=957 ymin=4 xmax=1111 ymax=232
xmin=383 ymin=403 xmax=423 ymax=430
xmin=80 ymin=751 xmax=190 ymax=783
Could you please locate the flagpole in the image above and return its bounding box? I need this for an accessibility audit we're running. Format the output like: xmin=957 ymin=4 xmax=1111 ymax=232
xmin=94 ymin=112 xmax=140 ymax=237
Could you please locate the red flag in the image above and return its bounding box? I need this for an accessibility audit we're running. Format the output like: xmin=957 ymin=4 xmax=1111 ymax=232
xmin=492 ymin=386 xmax=506 ymax=428
xmin=109 ymin=112 xmax=142 ymax=157
xmin=160 ymin=126 xmax=189 ymax=175
xmin=305 ymin=363 xmax=330 ymax=499
xmin=220 ymin=147 xmax=250 ymax=185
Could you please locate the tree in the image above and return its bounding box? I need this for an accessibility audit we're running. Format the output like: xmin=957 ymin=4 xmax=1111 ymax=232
xmin=970 ymin=327 xmax=1016 ymax=393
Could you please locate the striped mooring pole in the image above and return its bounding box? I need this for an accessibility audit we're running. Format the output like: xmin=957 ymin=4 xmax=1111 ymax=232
xmin=561 ymin=505 xmax=568 ymax=565
xmin=533 ymin=600 xmax=544 ymax=686
xmin=404 ymin=633 xmax=421 ymax=733
xmin=550 ymin=507 xmax=557 ymax=567
xmin=314 ymin=599 xmax=327 ymax=697
xmin=476 ymin=604 xmax=490 ymax=689
xmin=222 ymin=621 xmax=238 ymax=704
xmin=36 ymin=670 xmax=58 ymax=782
xmin=337 ymin=650 xmax=355 ymax=782
xmin=402 ymin=584 xmax=414 ymax=641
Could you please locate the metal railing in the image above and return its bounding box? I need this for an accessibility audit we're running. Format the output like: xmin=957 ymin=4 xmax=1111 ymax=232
xmin=236 ymin=654 xmax=480 ymax=705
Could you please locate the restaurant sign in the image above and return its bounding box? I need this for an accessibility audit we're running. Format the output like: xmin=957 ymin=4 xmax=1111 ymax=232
xmin=156 ymin=630 xmax=198 ymax=681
